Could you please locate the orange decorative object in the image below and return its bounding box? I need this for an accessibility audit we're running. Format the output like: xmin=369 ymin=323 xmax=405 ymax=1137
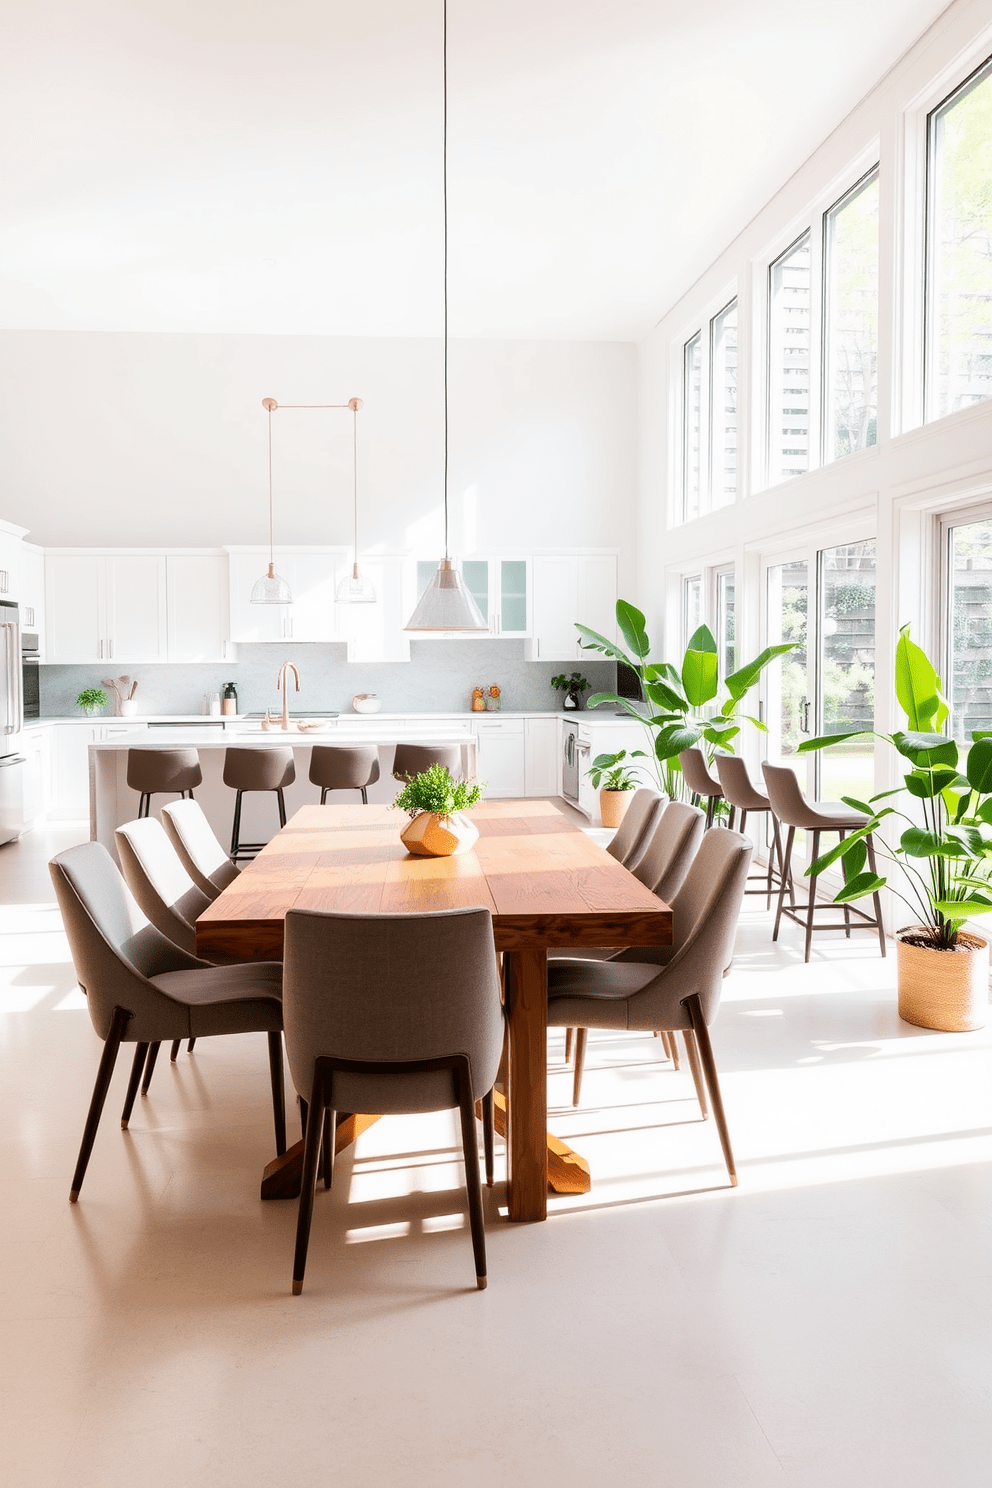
xmin=471 ymin=687 xmax=485 ymax=712
xmin=400 ymin=810 xmax=480 ymax=857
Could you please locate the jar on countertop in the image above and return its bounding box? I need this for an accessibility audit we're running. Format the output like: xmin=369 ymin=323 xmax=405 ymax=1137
xmin=222 ymin=682 xmax=238 ymax=716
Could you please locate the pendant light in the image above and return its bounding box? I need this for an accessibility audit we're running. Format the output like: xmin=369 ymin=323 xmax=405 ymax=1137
xmin=250 ymin=397 xmax=293 ymax=604
xmin=335 ymin=397 xmax=377 ymax=603
xmin=405 ymin=0 xmax=488 ymax=632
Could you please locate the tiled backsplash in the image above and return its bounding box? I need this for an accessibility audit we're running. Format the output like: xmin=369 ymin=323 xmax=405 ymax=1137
xmin=40 ymin=640 xmax=619 ymax=717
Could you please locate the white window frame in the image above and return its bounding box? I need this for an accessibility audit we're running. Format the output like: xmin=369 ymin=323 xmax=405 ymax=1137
xmin=674 ymin=283 xmax=738 ymax=526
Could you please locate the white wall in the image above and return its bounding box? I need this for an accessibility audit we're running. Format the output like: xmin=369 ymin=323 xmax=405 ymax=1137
xmin=0 ymin=330 xmax=636 ymax=573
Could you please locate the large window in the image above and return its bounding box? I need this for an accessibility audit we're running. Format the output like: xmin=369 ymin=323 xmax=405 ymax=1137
xmin=926 ymin=57 xmax=992 ymax=421
xmin=683 ymin=334 xmax=702 ymax=522
xmin=824 ymin=172 xmax=879 ymax=459
xmin=679 ymin=297 xmax=738 ymax=522
xmin=768 ymin=234 xmax=812 ymax=484
xmin=945 ymin=514 xmax=992 ymax=740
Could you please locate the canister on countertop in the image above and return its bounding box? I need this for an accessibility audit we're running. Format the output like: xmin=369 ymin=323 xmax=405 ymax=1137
xmin=471 ymin=687 xmax=485 ymax=712
xmin=222 ymin=681 xmax=238 ymax=716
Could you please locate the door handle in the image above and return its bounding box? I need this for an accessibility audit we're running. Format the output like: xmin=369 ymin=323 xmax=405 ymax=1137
xmin=800 ymin=698 xmax=811 ymax=734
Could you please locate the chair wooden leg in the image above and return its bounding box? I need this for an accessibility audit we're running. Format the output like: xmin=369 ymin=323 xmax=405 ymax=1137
xmin=572 ymin=1027 xmax=588 ymax=1106
xmin=187 ymin=1038 xmax=196 ymax=1053
xmin=292 ymin=1070 xmax=326 ymax=1295
xmin=773 ymin=826 xmax=795 ymax=941
xmin=455 ymin=1058 xmax=487 ymax=1290
xmin=321 ymin=1108 xmax=334 ymax=1189
xmin=267 ymin=1030 xmax=287 ymax=1157
xmin=169 ymin=1039 xmax=181 ymax=1062
xmin=837 ymin=829 xmax=852 ymax=937
xmin=804 ymin=830 xmax=820 ymax=963
xmin=71 ymin=1006 xmax=130 ymax=1202
xmin=683 ymin=1029 xmax=709 ymax=1118
xmin=299 ymin=1095 xmax=308 ymax=1140
xmin=686 ymin=995 xmax=736 ymax=1186
xmin=140 ymin=1040 xmax=161 ymax=1096
xmin=659 ymin=1030 xmax=673 ymax=1061
xmin=121 ymin=1040 xmax=149 ymax=1128
xmin=564 ymin=1028 xmax=573 ymax=1064
xmin=482 ymin=1088 xmax=495 ymax=1187
xmin=867 ymin=833 xmax=887 ymax=957
xmin=669 ymin=1031 xmax=680 ymax=1071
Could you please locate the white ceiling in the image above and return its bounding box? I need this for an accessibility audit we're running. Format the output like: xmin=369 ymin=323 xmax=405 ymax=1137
xmin=0 ymin=0 xmax=953 ymax=342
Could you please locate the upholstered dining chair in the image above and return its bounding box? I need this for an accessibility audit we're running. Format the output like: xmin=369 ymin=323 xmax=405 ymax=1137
xmin=161 ymin=799 xmax=240 ymax=899
xmin=281 ymin=905 xmax=505 ymax=1294
xmin=630 ymin=800 xmax=705 ymax=903
xmin=715 ymin=753 xmax=788 ymax=910
xmin=605 ymin=787 xmax=666 ymax=867
xmin=678 ymin=747 xmax=725 ymax=827
xmin=49 ymin=841 xmax=285 ymax=1202
xmin=547 ymin=828 xmax=752 ymax=1183
xmin=392 ymin=742 xmax=464 ymax=781
xmin=761 ymin=762 xmax=886 ymax=962
xmin=309 ymin=744 xmax=381 ymax=804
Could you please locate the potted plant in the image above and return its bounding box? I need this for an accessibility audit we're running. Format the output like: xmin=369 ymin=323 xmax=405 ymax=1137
xmin=588 ymin=749 xmax=646 ymax=829
xmin=394 ymin=763 xmax=486 ymax=857
xmin=76 ymin=687 xmax=108 ymax=717
xmin=797 ymin=625 xmax=992 ymax=1031
xmin=551 ymin=672 xmax=589 ymax=711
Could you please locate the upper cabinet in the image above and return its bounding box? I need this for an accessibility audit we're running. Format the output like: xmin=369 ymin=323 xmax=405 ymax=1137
xmin=19 ymin=544 xmax=45 ymax=641
xmin=227 ymin=548 xmax=349 ymax=644
xmin=338 ymin=556 xmax=413 ymax=664
xmin=526 ymin=553 xmax=618 ymax=661
xmin=414 ymin=556 xmax=531 ymax=640
xmin=45 ymin=551 xmax=230 ymax=664
xmin=0 ymin=519 xmax=28 ymax=605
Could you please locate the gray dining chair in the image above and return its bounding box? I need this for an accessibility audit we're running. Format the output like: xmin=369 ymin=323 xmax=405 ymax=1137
xmin=548 ymin=828 xmax=752 ymax=1183
xmin=50 ymin=841 xmax=285 ymax=1202
xmin=605 ymin=787 xmax=666 ymax=867
xmin=282 ymin=905 xmax=505 ymax=1295
xmin=161 ymin=798 xmax=240 ymax=899
xmin=392 ymin=742 xmax=464 ymax=781
xmin=116 ymin=817 xmax=210 ymax=958
xmin=308 ymin=744 xmax=381 ymax=804
xmin=630 ymin=800 xmax=705 ymax=903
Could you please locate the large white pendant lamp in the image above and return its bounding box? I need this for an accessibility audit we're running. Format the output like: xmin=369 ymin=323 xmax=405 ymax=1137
xmin=251 ymin=397 xmax=293 ymax=604
xmin=405 ymin=0 xmax=488 ymax=633
xmin=335 ymin=397 xmax=377 ymax=604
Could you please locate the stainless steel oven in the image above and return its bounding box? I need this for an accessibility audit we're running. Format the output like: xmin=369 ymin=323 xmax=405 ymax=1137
xmin=21 ymin=631 xmax=39 ymax=720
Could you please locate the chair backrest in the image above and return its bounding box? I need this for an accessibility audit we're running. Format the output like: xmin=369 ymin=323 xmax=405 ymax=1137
xmin=49 ymin=841 xmax=199 ymax=1041
xmin=308 ymin=744 xmax=381 ymax=792
xmin=161 ymin=799 xmax=240 ymax=899
xmin=605 ymin=787 xmax=665 ymax=865
xmin=392 ymin=742 xmax=464 ymax=781
xmin=628 ymin=827 xmax=752 ymax=1028
xmin=126 ymin=747 xmax=202 ymax=796
xmin=761 ymin=762 xmax=809 ymax=829
xmin=282 ymin=906 xmax=504 ymax=1116
xmin=631 ymin=801 xmax=705 ymax=903
xmin=116 ymin=817 xmax=211 ymax=955
xmin=679 ymin=747 xmax=723 ymax=798
xmin=715 ymin=753 xmax=770 ymax=812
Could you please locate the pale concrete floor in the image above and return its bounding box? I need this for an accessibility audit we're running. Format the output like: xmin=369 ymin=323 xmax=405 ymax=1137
xmin=2 ymin=816 xmax=991 ymax=1487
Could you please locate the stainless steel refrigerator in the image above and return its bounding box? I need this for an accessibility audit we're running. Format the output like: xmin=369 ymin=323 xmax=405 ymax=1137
xmin=0 ymin=598 xmax=26 ymax=845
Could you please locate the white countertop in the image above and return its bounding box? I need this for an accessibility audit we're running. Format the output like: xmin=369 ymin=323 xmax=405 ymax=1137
xmin=31 ymin=709 xmax=583 ymax=725
xmin=86 ymin=727 xmax=482 ymax=750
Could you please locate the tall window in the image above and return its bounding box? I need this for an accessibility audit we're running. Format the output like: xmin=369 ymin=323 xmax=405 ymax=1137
xmin=927 ymin=57 xmax=992 ymax=420
xmin=824 ymin=171 xmax=879 ymax=459
xmin=716 ymin=568 xmax=735 ymax=677
xmin=710 ymin=301 xmax=738 ymax=508
xmin=946 ymin=515 xmax=992 ymax=741
xmin=683 ymin=334 xmax=702 ymax=521
xmin=683 ymin=575 xmax=702 ymax=644
xmin=768 ymin=233 xmax=812 ymax=484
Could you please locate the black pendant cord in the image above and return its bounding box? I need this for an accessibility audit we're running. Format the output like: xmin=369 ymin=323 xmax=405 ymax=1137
xmin=443 ymin=0 xmax=449 ymax=563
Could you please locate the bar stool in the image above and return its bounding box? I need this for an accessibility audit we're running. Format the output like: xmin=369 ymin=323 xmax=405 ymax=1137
xmin=392 ymin=742 xmax=464 ymax=781
xmin=679 ymin=747 xmax=724 ymax=826
xmin=126 ymin=748 xmax=202 ymax=820
xmin=223 ymin=746 xmax=296 ymax=862
xmin=762 ymin=762 xmax=886 ymax=962
xmin=715 ymin=754 xmax=789 ymax=910
xmin=308 ymin=745 xmax=380 ymax=804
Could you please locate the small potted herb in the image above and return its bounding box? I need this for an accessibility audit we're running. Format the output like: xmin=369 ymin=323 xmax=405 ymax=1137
xmin=587 ymin=749 xmax=647 ymax=829
xmin=76 ymin=688 xmax=108 ymax=718
xmin=394 ymin=763 xmax=486 ymax=857
xmin=552 ymin=672 xmax=589 ymax=711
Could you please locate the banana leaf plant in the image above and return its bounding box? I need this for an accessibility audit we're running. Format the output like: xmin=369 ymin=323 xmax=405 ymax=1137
xmin=575 ymin=600 xmax=795 ymax=795
xmin=797 ymin=625 xmax=992 ymax=950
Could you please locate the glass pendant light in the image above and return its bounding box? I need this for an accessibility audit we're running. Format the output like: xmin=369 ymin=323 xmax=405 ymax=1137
xmin=251 ymin=397 xmax=293 ymax=605
xmin=335 ymin=397 xmax=377 ymax=603
xmin=405 ymin=0 xmax=488 ymax=633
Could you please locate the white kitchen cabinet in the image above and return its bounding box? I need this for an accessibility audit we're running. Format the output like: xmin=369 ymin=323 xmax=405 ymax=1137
xmin=51 ymin=721 xmax=148 ymax=818
xmin=0 ymin=519 xmax=26 ymax=605
xmin=474 ymin=715 xmax=525 ymax=798
xmin=19 ymin=544 xmax=45 ymax=642
xmin=338 ymin=556 xmax=412 ymax=663
xmin=227 ymin=548 xmax=348 ymax=644
xmin=22 ymin=726 xmax=54 ymax=828
xmin=167 ymin=555 xmax=231 ymax=662
xmin=45 ymin=553 xmax=168 ymax=664
xmin=524 ymin=717 xmax=559 ymax=796
xmin=414 ymin=556 xmax=531 ymax=639
xmin=526 ymin=553 xmax=618 ymax=662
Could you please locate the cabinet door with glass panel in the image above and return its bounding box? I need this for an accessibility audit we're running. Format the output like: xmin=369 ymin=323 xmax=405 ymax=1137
xmin=414 ymin=556 xmax=530 ymax=638
xmin=763 ymin=539 xmax=877 ymax=860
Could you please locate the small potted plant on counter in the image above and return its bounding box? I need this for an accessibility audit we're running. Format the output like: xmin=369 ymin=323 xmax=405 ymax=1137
xmin=587 ymin=749 xmax=647 ymax=829
xmin=76 ymin=687 xmax=108 ymax=718
xmin=552 ymin=671 xmax=589 ymax=711
xmin=394 ymin=763 xmax=486 ymax=857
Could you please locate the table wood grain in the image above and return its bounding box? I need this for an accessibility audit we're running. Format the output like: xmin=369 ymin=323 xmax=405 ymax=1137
xmin=195 ymin=799 xmax=673 ymax=1221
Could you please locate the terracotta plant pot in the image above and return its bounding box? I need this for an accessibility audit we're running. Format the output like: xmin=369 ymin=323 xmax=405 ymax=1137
xmin=896 ymin=927 xmax=989 ymax=1032
xmin=599 ymin=789 xmax=634 ymax=831
xmin=400 ymin=810 xmax=479 ymax=858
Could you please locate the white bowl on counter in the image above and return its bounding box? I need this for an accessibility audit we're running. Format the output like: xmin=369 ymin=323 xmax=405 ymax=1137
xmin=352 ymin=694 xmax=382 ymax=714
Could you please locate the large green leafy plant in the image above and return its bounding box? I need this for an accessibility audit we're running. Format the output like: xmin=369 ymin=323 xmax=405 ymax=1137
xmin=797 ymin=625 xmax=992 ymax=950
xmin=576 ymin=600 xmax=794 ymax=792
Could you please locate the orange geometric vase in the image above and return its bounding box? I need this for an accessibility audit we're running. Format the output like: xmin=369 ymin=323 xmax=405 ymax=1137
xmin=399 ymin=811 xmax=480 ymax=857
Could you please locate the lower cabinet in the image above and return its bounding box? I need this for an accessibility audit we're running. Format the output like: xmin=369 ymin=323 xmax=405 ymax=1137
xmin=474 ymin=716 xmax=525 ymax=798
xmin=22 ymin=727 xmax=55 ymax=829
xmin=524 ymin=718 xmax=559 ymax=796
xmin=51 ymin=724 xmax=148 ymax=819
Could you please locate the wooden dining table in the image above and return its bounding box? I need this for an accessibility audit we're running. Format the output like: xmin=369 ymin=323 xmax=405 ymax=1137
xmin=194 ymin=799 xmax=673 ymax=1222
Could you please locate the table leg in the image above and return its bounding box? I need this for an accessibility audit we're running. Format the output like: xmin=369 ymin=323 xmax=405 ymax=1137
xmin=260 ymin=1112 xmax=381 ymax=1200
xmin=505 ymin=947 xmax=549 ymax=1222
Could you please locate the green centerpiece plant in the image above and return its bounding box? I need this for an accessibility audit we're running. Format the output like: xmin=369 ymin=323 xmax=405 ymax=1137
xmin=76 ymin=688 xmax=108 ymax=717
xmin=394 ymin=764 xmax=486 ymax=858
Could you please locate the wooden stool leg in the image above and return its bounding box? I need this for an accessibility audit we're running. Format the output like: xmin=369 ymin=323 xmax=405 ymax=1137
xmin=773 ymin=826 xmax=795 ymax=941
xmin=276 ymin=788 xmax=287 ymax=828
xmin=572 ymin=1027 xmax=588 ymax=1106
xmin=71 ymin=1006 xmax=130 ymax=1201
xmin=230 ymin=790 xmax=243 ymax=858
xmin=804 ymin=830 xmax=820 ymax=962
xmin=867 ymin=833 xmax=887 ymax=957
xmin=838 ymin=829 xmax=851 ymax=936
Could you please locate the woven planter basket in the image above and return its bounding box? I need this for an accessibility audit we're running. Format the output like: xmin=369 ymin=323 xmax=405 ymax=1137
xmin=599 ymin=790 xmax=634 ymax=830
xmin=400 ymin=810 xmax=479 ymax=858
xmin=896 ymin=927 xmax=989 ymax=1032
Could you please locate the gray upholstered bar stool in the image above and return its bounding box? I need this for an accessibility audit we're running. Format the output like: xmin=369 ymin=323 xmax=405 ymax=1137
xmin=308 ymin=745 xmax=381 ymax=804
xmin=126 ymin=748 xmax=202 ymax=820
xmin=223 ymin=746 xmax=296 ymax=862
xmin=762 ymin=762 xmax=886 ymax=962
xmin=679 ymin=747 xmax=724 ymax=826
xmin=392 ymin=742 xmax=464 ymax=781
xmin=715 ymin=753 xmax=788 ymax=910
